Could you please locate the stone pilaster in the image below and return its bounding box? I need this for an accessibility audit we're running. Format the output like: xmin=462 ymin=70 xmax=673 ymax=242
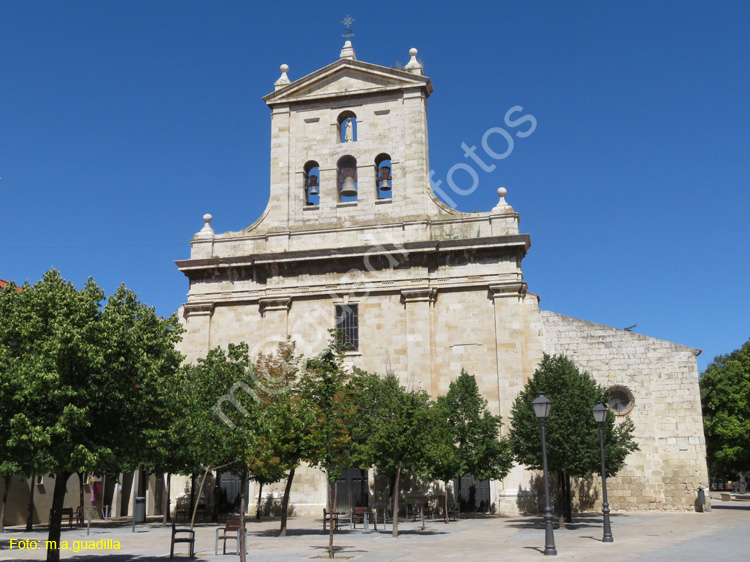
xmin=401 ymin=288 xmax=437 ymax=395
xmin=258 ymin=297 xmax=292 ymax=354
xmin=489 ymin=282 xmax=527 ymax=428
xmin=181 ymin=303 xmax=215 ymax=363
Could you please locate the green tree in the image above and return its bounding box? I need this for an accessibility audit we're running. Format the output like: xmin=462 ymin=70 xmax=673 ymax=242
xmin=0 ymin=280 xmax=50 ymax=531
xmin=170 ymin=342 xmax=265 ymax=562
xmin=347 ymin=370 xmax=433 ymax=537
xmin=0 ymin=270 xmax=183 ymax=562
xmin=250 ymin=339 xmax=315 ymax=536
xmin=299 ymin=347 xmax=354 ymax=558
xmin=508 ymin=354 xmax=638 ymax=523
xmin=700 ymin=338 xmax=750 ymax=477
xmin=422 ymin=370 xmax=513 ymax=521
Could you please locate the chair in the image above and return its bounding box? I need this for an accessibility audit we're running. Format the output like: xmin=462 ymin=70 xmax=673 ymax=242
xmin=351 ymin=506 xmax=376 ymax=531
xmin=175 ymin=503 xmax=190 ymax=522
xmin=375 ymin=506 xmax=393 ymax=530
xmin=170 ymin=522 xmax=195 ymax=559
xmin=75 ymin=506 xmax=84 ymax=527
xmin=215 ymin=518 xmax=245 ymax=555
xmin=59 ymin=507 xmax=74 ymax=528
xmin=447 ymin=502 xmax=461 ymax=521
xmin=322 ymin=509 xmax=343 ymax=531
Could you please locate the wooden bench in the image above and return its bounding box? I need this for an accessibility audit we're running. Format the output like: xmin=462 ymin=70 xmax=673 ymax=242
xmin=447 ymin=502 xmax=461 ymax=521
xmin=58 ymin=507 xmax=83 ymax=528
xmin=170 ymin=522 xmax=195 ymax=559
xmin=215 ymin=519 xmax=245 ymax=555
xmin=175 ymin=503 xmax=190 ymax=522
xmin=350 ymin=506 xmax=376 ymax=531
xmin=323 ymin=509 xmax=347 ymax=531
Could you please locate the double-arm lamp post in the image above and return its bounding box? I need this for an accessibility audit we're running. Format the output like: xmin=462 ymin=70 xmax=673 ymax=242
xmin=592 ymin=403 xmax=614 ymax=542
xmin=532 ymin=393 xmax=557 ymax=556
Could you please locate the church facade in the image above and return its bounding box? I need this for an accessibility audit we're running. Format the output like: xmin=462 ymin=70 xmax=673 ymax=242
xmin=174 ymin=42 xmax=708 ymax=515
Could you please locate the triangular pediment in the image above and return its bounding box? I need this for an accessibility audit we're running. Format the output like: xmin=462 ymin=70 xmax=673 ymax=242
xmin=264 ymin=59 xmax=432 ymax=105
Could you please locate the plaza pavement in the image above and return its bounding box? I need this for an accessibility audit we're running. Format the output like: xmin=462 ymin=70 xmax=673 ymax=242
xmin=1 ymin=499 xmax=748 ymax=561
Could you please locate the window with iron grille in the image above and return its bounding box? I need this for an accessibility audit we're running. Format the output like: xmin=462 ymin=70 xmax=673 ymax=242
xmin=335 ymin=304 xmax=359 ymax=351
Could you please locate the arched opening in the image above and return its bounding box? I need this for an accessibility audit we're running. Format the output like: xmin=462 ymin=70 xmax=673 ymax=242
xmin=337 ymin=155 xmax=358 ymax=202
xmin=338 ymin=111 xmax=357 ymax=143
xmin=303 ymin=161 xmax=320 ymax=206
xmin=375 ymin=153 xmax=392 ymax=200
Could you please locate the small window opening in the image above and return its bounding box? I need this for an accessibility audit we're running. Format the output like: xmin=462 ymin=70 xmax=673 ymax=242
xmin=375 ymin=153 xmax=392 ymax=199
xmin=338 ymin=111 xmax=357 ymax=143
xmin=337 ymin=155 xmax=358 ymax=202
xmin=303 ymin=161 xmax=320 ymax=206
xmin=335 ymin=304 xmax=359 ymax=351
xmin=607 ymin=386 xmax=635 ymax=416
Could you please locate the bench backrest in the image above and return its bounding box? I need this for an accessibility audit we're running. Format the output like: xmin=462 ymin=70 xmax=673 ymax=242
xmin=353 ymin=507 xmax=368 ymax=515
xmin=225 ymin=519 xmax=242 ymax=531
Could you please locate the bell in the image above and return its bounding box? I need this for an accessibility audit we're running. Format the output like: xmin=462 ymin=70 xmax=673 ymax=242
xmin=339 ymin=167 xmax=357 ymax=196
xmin=340 ymin=177 xmax=357 ymax=196
xmin=378 ymin=166 xmax=392 ymax=191
xmin=307 ymin=174 xmax=319 ymax=195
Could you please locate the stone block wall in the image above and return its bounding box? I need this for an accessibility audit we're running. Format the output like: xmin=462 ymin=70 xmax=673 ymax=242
xmin=540 ymin=311 xmax=709 ymax=511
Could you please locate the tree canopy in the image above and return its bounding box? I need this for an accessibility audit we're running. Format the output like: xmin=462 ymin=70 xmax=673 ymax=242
xmin=347 ymin=370 xmax=433 ymax=536
xmin=508 ymin=354 xmax=638 ymax=521
xmin=298 ymin=346 xmax=354 ymax=557
xmin=0 ymin=270 xmax=184 ymax=562
xmin=700 ymin=338 xmax=750 ymax=477
xmin=435 ymin=370 xmax=513 ymax=483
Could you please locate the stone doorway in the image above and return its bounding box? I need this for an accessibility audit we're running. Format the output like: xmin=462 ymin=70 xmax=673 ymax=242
xmin=454 ymin=475 xmax=490 ymax=513
xmin=333 ymin=468 xmax=369 ymax=512
xmin=219 ymin=473 xmax=249 ymax=513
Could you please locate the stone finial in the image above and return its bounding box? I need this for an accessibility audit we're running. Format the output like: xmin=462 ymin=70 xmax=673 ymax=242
xmin=195 ymin=213 xmax=215 ymax=239
xmin=340 ymin=40 xmax=357 ymax=61
xmin=404 ymin=47 xmax=423 ymax=75
xmin=491 ymin=187 xmax=514 ymax=213
xmin=274 ymin=64 xmax=291 ymax=90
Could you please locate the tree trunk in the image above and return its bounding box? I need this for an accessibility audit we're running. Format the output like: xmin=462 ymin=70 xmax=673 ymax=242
xmin=563 ymin=473 xmax=573 ymax=523
xmin=387 ymin=472 xmax=397 ymax=516
xmin=26 ymin=476 xmax=36 ymax=531
xmin=239 ymin=469 xmax=247 ymax=562
xmin=256 ymin=481 xmax=264 ymax=521
xmin=166 ymin=473 xmax=172 ymax=523
xmin=212 ymin=470 xmax=221 ymax=523
xmin=189 ymin=473 xmax=195 ymax=520
xmin=279 ymin=468 xmax=296 ymax=536
xmin=0 ymin=474 xmax=10 ymax=532
xmin=46 ymin=471 xmax=71 ymax=562
xmin=77 ymin=472 xmax=85 ymax=526
xmin=191 ymin=466 xmax=211 ymax=529
xmin=360 ymin=468 xmax=367 ymax=507
xmin=328 ymin=479 xmax=336 ymax=558
xmin=444 ymin=482 xmax=449 ymax=524
xmin=162 ymin=473 xmax=168 ymax=527
xmin=457 ymin=476 xmax=462 ymax=511
xmin=392 ymin=461 xmax=402 ymax=538
xmin=555 ymin=471 xmax=564 ymax=528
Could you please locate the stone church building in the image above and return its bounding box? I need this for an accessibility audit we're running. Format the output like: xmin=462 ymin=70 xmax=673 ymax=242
xmin=174 ymin=41 xmax=709 ymax=515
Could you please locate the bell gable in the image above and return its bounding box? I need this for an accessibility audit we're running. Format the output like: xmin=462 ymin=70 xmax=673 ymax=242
xmin=263 ymin=59 xmax=432 ymax=107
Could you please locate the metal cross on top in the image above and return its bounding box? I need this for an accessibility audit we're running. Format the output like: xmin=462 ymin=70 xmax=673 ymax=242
xmin=341 ymin=15 xmax=355 ymax=39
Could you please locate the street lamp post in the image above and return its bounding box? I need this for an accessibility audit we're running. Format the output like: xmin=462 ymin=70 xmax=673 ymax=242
xmin=532 ymin=392 xmax=557 ymax=556
xmin=592 ymin=403 xmax=614 ymax=543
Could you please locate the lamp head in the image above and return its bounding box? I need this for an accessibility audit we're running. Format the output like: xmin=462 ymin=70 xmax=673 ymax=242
xmin=592 ymin=402 xmax=608 ymax=424
xmin=532 ymin=392 xmax=552 ymax=419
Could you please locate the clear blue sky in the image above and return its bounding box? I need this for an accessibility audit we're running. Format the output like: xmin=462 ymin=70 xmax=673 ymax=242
xmin=2 ymin=1 xmax=748 ymax=372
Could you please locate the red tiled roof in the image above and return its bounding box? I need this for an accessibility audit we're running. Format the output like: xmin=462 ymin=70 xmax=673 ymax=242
xmin=0 ymin=278 xmax=22 ymax=291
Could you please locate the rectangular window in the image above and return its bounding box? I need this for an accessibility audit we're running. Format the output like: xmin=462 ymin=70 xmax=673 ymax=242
xmin=335 ymin=304 xmax=359 ymax=351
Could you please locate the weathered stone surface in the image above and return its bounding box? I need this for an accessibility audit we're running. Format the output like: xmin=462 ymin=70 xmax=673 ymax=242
xmin=174 ymin=43 xmax=707 ymax=517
